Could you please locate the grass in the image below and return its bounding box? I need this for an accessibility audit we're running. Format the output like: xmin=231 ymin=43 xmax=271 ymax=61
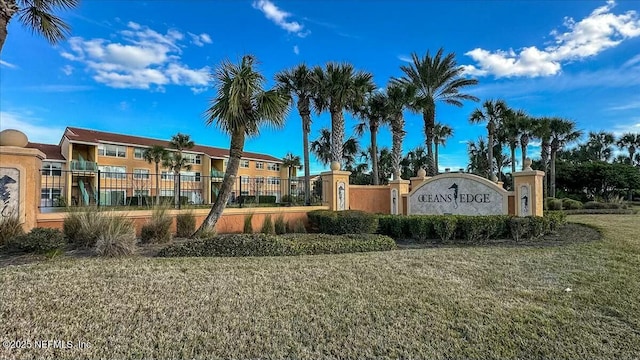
xmin=0 ymin=215 xmax=639 ymax=359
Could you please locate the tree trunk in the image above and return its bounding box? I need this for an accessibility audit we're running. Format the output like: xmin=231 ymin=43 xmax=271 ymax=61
xmin=520 ymin=135 xmax=529 ymax=170
xmin=487 ymin=124 xmax=495 ymax=179
xmin=370 ymin=121 xmax=379 ymax=185
xmin=541 ymin=141 xmax=549 ymax=197
xmin=173 ymin=169 xmax=180 ymax=209
xmin=196 ymin=127 xmax=246 ymax=236
xmin=424 ymin=104 xmax=436 ymax=176
xmin=299 ymin=103 xmax=312 ymax=205
xmin=330 ymin=108 xmax=345 ymax=166
xmin=391 ymin=114 xmax=405 ymax=180
xmin=510 ymin=145 xmax=516 ymax=174
xmin=0 ymin=0 xmax=18 ymax=55
xmin=155 ymin=161 xmax=160 ymax=205
xmin=434 ymin=143 xmax=439 ymax=174
xmin=550 ymin=148 xmax=557 ymax=198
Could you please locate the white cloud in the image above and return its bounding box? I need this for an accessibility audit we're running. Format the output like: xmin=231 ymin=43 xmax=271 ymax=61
xmin=611 ymin=120 xmax=640 ymax=137
xmin=464 ymin=1 xmax=640 ymax=78
xmin=293 ymin=45 xmax=299 ymax=55
xmin=0 ymin=111 xmax=64 ymax=144
xmin=60 ymin=22 xmax=210 ymax=90
xmin=397 ymin=55 xmax=412 ymax=63
xmin=0 ymin=60 xmax=17 ymax=69
xmin=61 ymin=65 xmax=73 ymax=75
xmin=609 ymin=99 xmax=640 ymax=111
xmin=188 ymin=32 xmax=212 ymax=47
xmin=623 ymin=54 xmax=640 ymax=67
xmin=190 ymin=87 xmax=207 ymax=94
xmin=252 ymin=0 xmax=308 ymax=37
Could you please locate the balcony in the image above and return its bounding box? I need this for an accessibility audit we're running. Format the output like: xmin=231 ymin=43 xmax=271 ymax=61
xmin=70 ymin=159 xmax=97 ymax=172
xmin=211 ymin=170 xmax=225 ymax=182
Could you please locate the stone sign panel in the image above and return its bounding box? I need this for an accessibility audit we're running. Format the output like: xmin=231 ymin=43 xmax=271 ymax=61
xmin=0 ymin=167 xmax=20 ymax=218
xmin=408 ymin=173 xmax=508 ymax=215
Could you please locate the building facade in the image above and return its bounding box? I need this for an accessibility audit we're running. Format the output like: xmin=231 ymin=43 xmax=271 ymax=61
xmin=28 ymin=127 xmax=295 ymax=207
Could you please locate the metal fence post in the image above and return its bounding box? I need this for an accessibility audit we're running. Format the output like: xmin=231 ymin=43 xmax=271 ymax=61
xmin=97 ymin=170 xmax=101 ymax=208
xmin=239 ymin=176 xmax=243 ymax=208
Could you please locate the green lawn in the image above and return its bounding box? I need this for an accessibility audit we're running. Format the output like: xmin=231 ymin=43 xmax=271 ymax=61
xmin=1 ymin=215 xmax=639 ymax=359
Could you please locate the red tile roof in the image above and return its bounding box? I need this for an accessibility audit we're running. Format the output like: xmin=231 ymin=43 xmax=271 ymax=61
xmin=63 ymin=127 xmax=282 ymax=163
xmin=26 ymin=142 xmax=65 ymax=161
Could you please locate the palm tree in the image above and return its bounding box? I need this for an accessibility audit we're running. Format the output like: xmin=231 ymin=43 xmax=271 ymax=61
xmin=433 ymin=122 xmax=453 ymax=174
xmin=354 ymin=92 xmax=388 ymax=184
xmin=549 ymin=118 xmax=582 ymax=198
xmin=143 ymin=145 xmax=169 ymax=205
xmin=282 ymin=152 xmax=302 ymax=203
xmin=275 ymin=64 xmax=315 ymax=205
xmin=312 ymin=62 xmax=375 ymax=168
xmin=501 ymin=108 xmax=528 ymax=174
xmin=469 ymin=99 xmax=507 ymax=179
xmin=310 ymin=128 xmax=360 ymax=169
xmin=400 ymin=146 xmax=428 ymax=179
xmin=163 ymin=133 xmax=195 ymax=209
xmin=385 ymin=83 xmax=413 ymax=179
xmin=0 ymin=0 xmax=79 ymax=54
xmin=197 ymin=55 xmax=290 ymax=234
xmin=518 ymin=115 xmax=535 ymax=170
xmin=586 ymin=131 xmax=615 ymax=162
xmin=617 ymin=132 xmax=640 ymax=166
xmin=467 ymin=137 xmax=490 ymax=176
xmin=533 ymin=117 xmax=552 ymax=196
xmin=393 ymin=48 xmax=478 ymax=176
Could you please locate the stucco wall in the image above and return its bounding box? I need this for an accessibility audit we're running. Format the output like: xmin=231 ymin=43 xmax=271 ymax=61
xmin=349 ymin=185 xmax=390 ymax=214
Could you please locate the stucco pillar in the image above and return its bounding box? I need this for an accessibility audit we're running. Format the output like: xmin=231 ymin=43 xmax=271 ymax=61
xmin=512 ymin=158 xmax=545 ymax=217
xmin=320 ymin=162 xmax=351 ymax=211
xmin=0 ymin=130 xmax=45 ymax=231
xmin=388 ymin=179 xmax=409 ymax=215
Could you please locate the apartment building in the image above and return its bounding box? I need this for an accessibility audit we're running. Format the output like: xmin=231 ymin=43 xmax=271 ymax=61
xmin=28 ymin=127 xmax=294 ymax=207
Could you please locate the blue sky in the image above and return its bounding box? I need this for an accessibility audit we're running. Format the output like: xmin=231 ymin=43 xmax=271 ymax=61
xmin=1 ymin=0 xmax=639 ymax=175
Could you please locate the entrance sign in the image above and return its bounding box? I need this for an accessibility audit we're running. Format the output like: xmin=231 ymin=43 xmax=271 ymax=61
xmin=408 ymin=173 xmax=509 ymax=215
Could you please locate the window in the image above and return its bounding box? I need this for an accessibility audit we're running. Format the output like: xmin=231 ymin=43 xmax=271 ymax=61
xmin=240 ymin=176 xmax=250 ymax=184
xmin=223 ymin=159 xmax=228 ymax=169
xmin=240 ymin=159 xmax=250 ymax=168
xmin=180 ymin=171 xmax=201 ymax=182
xmin=134 ymin=190 xmax=150 ymax=196
xmin=98 ymin=144 xmax=126 ymax=158
xmin=133 ymin=169 xmax=150 ymax=180
xmin=160 ymin=189 xmax=174 ymax=196
xmin=99 ymin=190 xmax=125 ymax=206
xmin=41 ymin=188 xmax=62 ymax=207
xmin=41 ymin=162 xmax=62 ymax=176
xmin=256 ymin=161 xmax=264 ymax=170
xmin=183 ymin=153 xmax=201 ymax=164
xmin=267 ymin=177 xmax=280 ymax=185
xmin=256 ymin=176 xmax=265 ymax=184
xmin=134 ymin=147 xmax=146 ymax=159
xmin=267 ymin=163 xmax=280 ymax=171
xmin=99 ymin=166 xmax=126 ymax=179
xmin=161 ymin=171 xmax=174 ymax=180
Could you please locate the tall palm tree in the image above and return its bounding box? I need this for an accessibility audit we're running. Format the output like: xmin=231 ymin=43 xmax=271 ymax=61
xmin=310 ymin=128 xmax=359 ymax=168
xmin=549 ymin=118 xmax=582 ymax=198
xmin=354 ymin=92 xmax=388 ymax=184
xmin=518 ymin=115 xmax=535 ymax=170
xmin=275 ymin=64 xmax=315 ymax=205
xmin=393 ymin=48 xmax=478 ymax=176
xmin=533 ymin=117 xmax=552 ymax=196
xmin=433 ymin=122 xmax=453 ymax=174
xmin=469 ymin=99 xmax=507 ymax=179
xmin=143 ymin=145 xmax=169 ymax=205
xmin=282 ymin=152 xmax=302 ymax=203
xmin=0 ymin=0 xmax=79 ymax=54
xmin=467 ymin=137 xmax=490 ymax=176
xmin=163 ymin=133 xmax=195 ymax=209
xmin=501 ymin=108 xmax=527 ymax=173
xmin=586 ymin=131 xmax=615 ymax=162
xmin=312 ymin=63 xmax=375 ymax=168
xmin=385 ymin=83 xmax=413 ymax=179
xmin=617 ymin=132 xmax=640 ymax=166
xmin=197 ymin=55 xmax=290 ymax=234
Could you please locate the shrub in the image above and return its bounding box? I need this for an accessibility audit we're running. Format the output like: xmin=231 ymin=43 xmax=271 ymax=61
xmin=157 ymin=233 xmax=396 ymax=258
xmin=433 ymin=216 xmax=457 ymax=242
xmin=194 ymin=225 xmax=217 ymax=239
xmin=288 ymin=219 xmax=307 ymax=233
xmin=0 ymin=215 xmax=23 ymax=247
xmin=94 ymin=215 xmax=137 ymax=257
xmin=407 ymin=216 xmax=434 ymax=242
xmin=243 ymin=213 xmax=254 ymax=234
xmin=5 ymin=227 xmax=65 ymax=254
xmin=307 ymin=210 xmax=378 ymax=235
xmin=528 ymin=216 xmax=549 ymax=239
xmin=261 ymin=215 xmax=275 ymax=235
xmin=562 ymin=209 xmax=635 ymax=215
xmin=456 ymin=216 xmax=502 ymax=242
xmin=509 ymin=217 xmax=529 ymax=242
xmin=274 ymin=214 xmax=287 ymax=235
xmin=140 ymin=207 xmax=173 ymax=244
xmin=377 ymin=215 xmax=407 ymax=239
xmin=176 ymin=212 xmax=196 ymax=238
xmin=562 ymin=198 xmax=583 ymax=210
xmin=583 ymin=201 xmax=608 ymax=209
xmin=64 ymin=209 xmax=109 ymax=248
xmin=545 ymin=211 xmax=567 ymax=231
xmin=258 ymin=195 xmax=277 ymax=204
xmin=547 ymin=198 xmax=563 ymax=210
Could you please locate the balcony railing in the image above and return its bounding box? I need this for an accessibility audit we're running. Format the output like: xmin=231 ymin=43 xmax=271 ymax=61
xmin=211 ymin=170 xmax=225 ymax=179
xmin=70 ymin=160 xmax=98 ymax=172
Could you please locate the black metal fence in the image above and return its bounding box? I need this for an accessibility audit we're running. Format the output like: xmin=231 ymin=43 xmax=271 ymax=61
xmin=40 ymin=170 xmax=326 ymax=209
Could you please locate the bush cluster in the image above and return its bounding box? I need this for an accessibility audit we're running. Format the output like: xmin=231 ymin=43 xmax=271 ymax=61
xmin=94 ymin=215 xmax=137 ymax=257
xmin=140 ymin=207 xmax=173 ymax=244
xmin=583 ymin=201 xmax=626 ymax=209
xmin=378 ymin=213 xmax=566 ymax=243
xmin=157 ymin=233 xmax=395 ymax=258
xmin=307 ymin=210 xmax=378 ymax=234
xmin=0 ymin=215 xmax=24 ymax=247
xmin=5 ymin=227 xmax=66 ymax=254
xmin=176 ymin=212 xmax=196 ymax=238
xmin=562 ymin=198 xmax=583 ymax=210
xmin=546 ymin=198 xmax=563 ymax=210
xmin=63 ymin=210 xmax=137 ymax=256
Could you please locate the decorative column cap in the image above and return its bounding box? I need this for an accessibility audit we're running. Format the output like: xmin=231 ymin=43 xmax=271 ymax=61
xmin=524 ymin=157 xmax=533 ymax=171
xmin=417 ymin=168 xmax=427 ymax=177
xmin=330 ymin=161 xmax=341 ymax=171
xmin=0 ymin=129 xmax=28 ymax=148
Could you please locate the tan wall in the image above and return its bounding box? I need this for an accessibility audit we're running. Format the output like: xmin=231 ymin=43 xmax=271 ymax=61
xmin=36 ymin=206 xmax=328 ymax=236
xmin=349 ymin=185 xmax=391 ymax=214
xmin=508 ymin=195 xmax=515 ymax=215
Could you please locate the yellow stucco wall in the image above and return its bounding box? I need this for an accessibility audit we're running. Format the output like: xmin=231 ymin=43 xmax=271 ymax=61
xmin=349 ymin=185 xmax=391 ymax=214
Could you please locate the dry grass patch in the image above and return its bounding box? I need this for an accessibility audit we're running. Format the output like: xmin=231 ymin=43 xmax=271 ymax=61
xmin=0 ymin=216 xmax=639 ymax=359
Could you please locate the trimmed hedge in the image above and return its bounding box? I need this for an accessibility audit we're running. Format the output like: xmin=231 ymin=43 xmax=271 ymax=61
xmin=562 ymin=198 xmax=583 ymax=210
xmin=5 ymin=227 xmax=66 ymax=254
xmin=583 ymin=201 xmax=626 ymax=210
xmin=307 ymin=210 xmax=378 ymax=235
xmin=547 ymin=198 xmax=563 ymax=210
xmin=157 ymin=233 xmax=396 ymax=258
xmin=377 ymin=213 xmax=566 ymax=242
xmin=563 ymin=209 xmax=635 ymax=215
